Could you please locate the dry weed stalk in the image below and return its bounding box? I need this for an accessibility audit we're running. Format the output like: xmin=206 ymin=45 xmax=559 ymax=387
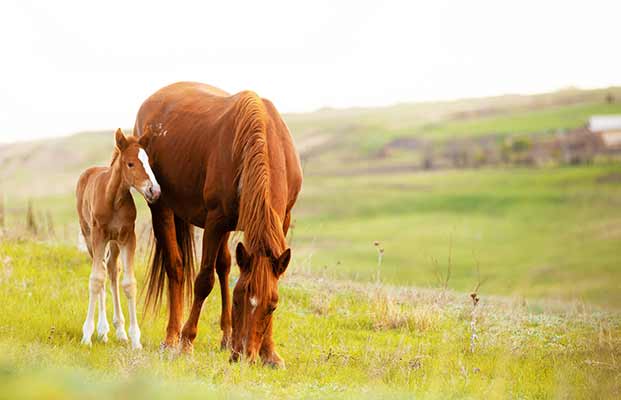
xmin=45 ymin=211 xmax=55 ymax=239
xmin=469 ymin=259 xmax=485 ymax=353
xmin=26 ymin=200 xmax=38 ymax=236
xmin=373 ymin=241 xmax=384 ymax=283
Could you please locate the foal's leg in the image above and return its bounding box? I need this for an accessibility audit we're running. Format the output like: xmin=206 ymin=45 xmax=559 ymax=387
xmin=180 ymin=222 xmax=226 ymax=353
xmin=96 ymin=263 xmax=110 ymax=342
xmin=82 ymin=230 xmax=106 ymax=346
xmin=215 ymin=232 xmax=232 ymax=350
xmin=107 ymin=242 xmax=127 ymax=341
xmin=120 ymin=233 xmax=141 ymax=349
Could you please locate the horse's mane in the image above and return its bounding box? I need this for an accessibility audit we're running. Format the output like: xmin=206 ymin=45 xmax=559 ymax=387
xmin=232 ymin=91 xmax=286 ymax=259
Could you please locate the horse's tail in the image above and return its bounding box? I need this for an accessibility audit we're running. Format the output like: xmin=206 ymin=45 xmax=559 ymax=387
xmin=232 ymin=91 xmax=285 ymax=255
xmin=143 ymin=215 xmax=195 ymax=315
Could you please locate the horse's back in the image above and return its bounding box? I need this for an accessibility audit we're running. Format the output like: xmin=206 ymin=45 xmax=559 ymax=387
xmin=134 ymin=82 xmax=302 ymax=222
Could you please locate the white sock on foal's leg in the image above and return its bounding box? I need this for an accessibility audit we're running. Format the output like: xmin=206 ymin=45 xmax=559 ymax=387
xmin=82 ymin=258 xmax=106 ymax=346
xmin=121 ymin=241 xmax=142 ymax=350
xmin=97 ymin=283 xmax=110 ymax=342
xmin=110 ymin=279 xmax=128 ymax=342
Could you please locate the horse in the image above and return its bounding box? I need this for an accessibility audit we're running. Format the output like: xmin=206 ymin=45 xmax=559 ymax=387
xmin=134 ymin=81 xmax=302 ymax=367
xmin=76 ymin=128 xmax=161 ymax=349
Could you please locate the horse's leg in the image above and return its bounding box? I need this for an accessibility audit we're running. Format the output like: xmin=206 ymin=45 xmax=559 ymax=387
xmin=107 ymin=242 xmax=127 ymax=341
xmin=120 ymin=232 xmax=141 ymax=350
xmin=180 ymin=222 xmax=225 ymax=353
xmin=151 ymin=204 xmax=184 ymax=347
xmin=259 ymin=211 xmax=291 ymax=367
xmin=96 ymin=255 xmax=110 ymax=342
xmin=215 ymin=232 xmax=232 ymax=350
xmin=259 ymin=322 xmax=284 ymax=368
xmin=81 ymin=230 xmax=106 ymax=346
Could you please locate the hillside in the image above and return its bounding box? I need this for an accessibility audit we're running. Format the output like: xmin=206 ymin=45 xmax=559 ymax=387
xmin=2 ymin=86 xmax=621 ymax=196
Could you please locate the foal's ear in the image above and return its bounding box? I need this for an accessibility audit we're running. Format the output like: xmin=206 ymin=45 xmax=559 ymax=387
xmin=115 ymin=128 xmax=128 ymax=151
xmin=236 ymin=242 xmax=250 ymax=272
xmin=138 ymin=126 xmax=154 ymax=149
xmin=273 ymin=248 xmax=291 ymax=277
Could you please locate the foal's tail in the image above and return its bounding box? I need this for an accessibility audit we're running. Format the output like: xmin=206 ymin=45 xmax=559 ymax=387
xmin=77 ymin=231 xmax=88 ymax=253
xmin=143 ymin=215 xmax=195 ymax=315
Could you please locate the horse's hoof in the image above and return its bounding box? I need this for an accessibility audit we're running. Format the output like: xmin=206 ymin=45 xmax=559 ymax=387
xmin=220 ymin=335 xmax=231 ymax=351
xmin=81 ymin=337 xmax=92 ymax=347
xmin=97 ymin=332 xmax=109 ymax=343
xmin=264 ymin=358 xmax=286 ymax=369
xmin=131 ymin=341 xmax=143 ymax=350
xmin=180 ymin=340 xmax=193 ymax=355
xmin=262 ymin=351 xmax=285 ymax=369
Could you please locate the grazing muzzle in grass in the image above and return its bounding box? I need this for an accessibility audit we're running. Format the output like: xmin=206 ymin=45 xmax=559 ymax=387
xmin=230 ymin=242 xmax=290 ymax=364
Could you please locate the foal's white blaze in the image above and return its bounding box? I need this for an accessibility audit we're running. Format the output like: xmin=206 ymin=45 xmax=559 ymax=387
xmin=138 ymin=149 xmax=160 ymax=190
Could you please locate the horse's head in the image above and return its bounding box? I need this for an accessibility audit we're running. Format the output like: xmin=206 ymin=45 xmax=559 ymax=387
xmin=114 ymin=128 xmax=161 ymax=203
xmin=230 ymin=242 xmax=290 ymax=366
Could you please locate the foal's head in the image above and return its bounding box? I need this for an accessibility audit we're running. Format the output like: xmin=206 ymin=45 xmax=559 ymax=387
xmin=113 ymin=128 xmax=161 ymax=203
xmin=231 ymin=242 xmax=290 ymax=364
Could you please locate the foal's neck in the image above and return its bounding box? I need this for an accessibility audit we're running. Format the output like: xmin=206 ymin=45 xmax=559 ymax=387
xmin=104 ymin=155 xmax=131 ymax=209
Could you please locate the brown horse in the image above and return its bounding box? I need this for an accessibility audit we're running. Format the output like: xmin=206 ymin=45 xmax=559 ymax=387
xmin=134 ymin=82 xmax=302 ymax=367
xmin=76 ymin=128 xmax=160 ymax=349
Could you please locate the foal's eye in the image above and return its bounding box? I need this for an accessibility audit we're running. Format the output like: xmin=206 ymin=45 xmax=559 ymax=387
xmin=127 ymin=162 xmax=134 ymax=168
xmin=267 ymin=305 xmax=277 ymax=315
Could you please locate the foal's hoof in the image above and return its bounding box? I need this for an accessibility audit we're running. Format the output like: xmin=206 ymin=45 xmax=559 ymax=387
xmin=116 ymin=329 xmax=129 ymax=342
xmin=80 ymin=337 xmax=92 ymax=347
xmin=131 ymin=341 xmax=143 ymax=350
xmin=97 ymin=332 xmax=109 ymax=343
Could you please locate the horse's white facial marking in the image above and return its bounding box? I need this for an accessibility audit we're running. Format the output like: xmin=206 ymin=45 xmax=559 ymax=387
xmin=138 ymin=149 xmax=160 ymax=189
xmin=249 ymin=296 xmax=258 ymax=314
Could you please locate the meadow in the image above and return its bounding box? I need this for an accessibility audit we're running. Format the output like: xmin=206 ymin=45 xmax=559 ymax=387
xmin=1 ymin=87 xmax=620 ymax=398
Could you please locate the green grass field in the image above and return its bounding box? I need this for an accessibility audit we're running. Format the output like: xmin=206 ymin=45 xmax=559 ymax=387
xmin=0 ymin=241 xmax=619 ymax=399
xmin=1 ymin=87 xmax=621 ymax=398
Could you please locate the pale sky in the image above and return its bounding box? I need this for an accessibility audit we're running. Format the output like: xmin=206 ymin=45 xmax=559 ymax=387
xmin=1 ymin=0 xmax=620 ymax=143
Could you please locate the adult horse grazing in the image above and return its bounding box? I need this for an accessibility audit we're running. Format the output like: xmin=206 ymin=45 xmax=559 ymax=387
xmin=135 ymin=82 xmax=302 ymax=367
xmin=76 ymin=128 xmax=161 ymax=349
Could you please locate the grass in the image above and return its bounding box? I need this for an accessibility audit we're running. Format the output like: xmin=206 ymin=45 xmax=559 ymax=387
xmin=0 ymin=240 xmax=619 ymax=399
xmin=293 ymin=164 xmax=621 ymax=308
xmin=5 ymin=165 xmax=621 ymax=308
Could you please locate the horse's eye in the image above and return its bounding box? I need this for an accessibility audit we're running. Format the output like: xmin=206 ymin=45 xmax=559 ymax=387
xmin=267 ymin=305 xmax=276 ymax=315
xmin=127 ymin=162 xmax=134 ymax=168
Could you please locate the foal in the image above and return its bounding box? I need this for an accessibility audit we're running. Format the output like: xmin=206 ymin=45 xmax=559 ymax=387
xmin=76 ymin=128 xmax=160 ymax=349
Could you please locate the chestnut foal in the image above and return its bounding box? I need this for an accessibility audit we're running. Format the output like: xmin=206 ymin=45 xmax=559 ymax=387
xmin=76 ymin=128 xmax=160 ymax=349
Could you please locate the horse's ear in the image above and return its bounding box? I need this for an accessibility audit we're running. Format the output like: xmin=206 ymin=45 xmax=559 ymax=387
xmin=115 ymin=128 xmax=128 ymax=151
xmin=138 ymin=126 xmax=153 ymax=148
xmin=273 ymin=248 xmax=291 ymax=277
xmin=236 ymin=242 xmax=250 ymax=272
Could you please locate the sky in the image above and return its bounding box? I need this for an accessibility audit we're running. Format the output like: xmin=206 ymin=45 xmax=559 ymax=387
xmin=1 ymin=0 xmax=620 ymax=143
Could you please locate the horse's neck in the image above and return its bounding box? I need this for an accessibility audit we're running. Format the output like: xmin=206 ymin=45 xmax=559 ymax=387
xmin=104 ymin=162 xmax=129 ymax=209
